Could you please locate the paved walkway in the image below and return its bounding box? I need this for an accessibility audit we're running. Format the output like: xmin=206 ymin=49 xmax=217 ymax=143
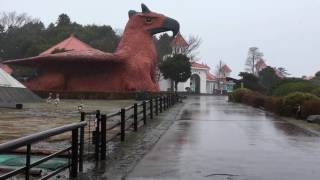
xmin=126 ymin=96 xmax=320 ymax=180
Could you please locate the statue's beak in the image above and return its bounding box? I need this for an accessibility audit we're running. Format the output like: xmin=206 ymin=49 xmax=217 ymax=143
xmin=149 ymin=17 xmax=180 ymax=37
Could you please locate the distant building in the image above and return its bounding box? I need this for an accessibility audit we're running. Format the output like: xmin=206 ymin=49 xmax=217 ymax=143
xmin=159 ymin=34 xmax=234 ymax=94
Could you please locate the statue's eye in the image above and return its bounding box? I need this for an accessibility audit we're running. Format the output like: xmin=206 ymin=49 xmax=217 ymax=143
xmin=145 ymin=17 xmax=152 ymax=24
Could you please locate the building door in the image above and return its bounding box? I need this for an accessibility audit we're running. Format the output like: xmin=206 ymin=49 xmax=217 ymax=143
xmin=190 ymin=74 xmax=200 ymax=93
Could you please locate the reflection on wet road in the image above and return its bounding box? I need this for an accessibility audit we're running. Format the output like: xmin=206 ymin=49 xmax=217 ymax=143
xmin=126 ymin=96 xmax=320 ymax=180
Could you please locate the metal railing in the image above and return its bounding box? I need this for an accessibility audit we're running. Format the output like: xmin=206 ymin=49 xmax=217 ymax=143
xmin=93 ymin=94 xmax=180 ymax=160
xmin=0 ymin=121 xmax=87 ymax=180
xmin=0 ymin=93 xmax=180 ymax=179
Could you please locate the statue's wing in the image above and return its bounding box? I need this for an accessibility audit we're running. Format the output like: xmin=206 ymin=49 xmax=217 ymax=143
xmin=4 ymin=50 xmax=125 ymax=67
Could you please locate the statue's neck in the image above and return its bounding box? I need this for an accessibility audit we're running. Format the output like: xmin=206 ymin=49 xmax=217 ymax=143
xmin=116 ymin=28 xmax=156 ymax=55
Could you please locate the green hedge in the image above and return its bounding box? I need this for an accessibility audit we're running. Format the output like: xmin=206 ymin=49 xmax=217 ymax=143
xmin=282 ymin=92 xmax=319 ymax=116
xmin=272 ymin=81 xmax=320 ymax=96
xmin=230 ymin=90 xmax=320 ymax=118
xmin=311 ymin=87 xmax=320 ymax=97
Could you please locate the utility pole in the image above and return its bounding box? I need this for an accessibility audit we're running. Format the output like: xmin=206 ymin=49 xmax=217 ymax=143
xmin=218 ymin=60 xmax=222 ymax=95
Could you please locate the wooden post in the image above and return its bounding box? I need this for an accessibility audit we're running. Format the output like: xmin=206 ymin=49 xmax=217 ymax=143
xmin=143 ymin=101 xmax=147 ymax=124
xmin=71 ymin=129 xmax=79 ymax=178
xmin=100 ymin=114 xmax=107 ymax=160
xmin=150 ymin=99 xmax=153 ymax=119
xmin=133 ymin=103 xmax=138 ymax=131
xmin=79 ymin=112 xmax=85 ymax=172
xmin=120 ymin=108 xmax=126 ymax=141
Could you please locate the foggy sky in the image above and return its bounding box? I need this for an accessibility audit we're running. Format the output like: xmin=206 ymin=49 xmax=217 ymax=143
xmin=1 ymin=0 xmax=319 ymax=77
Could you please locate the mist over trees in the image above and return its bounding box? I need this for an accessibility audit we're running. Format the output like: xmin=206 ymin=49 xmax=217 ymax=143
xmin=0 ymin=12 xmax=121 ymax=61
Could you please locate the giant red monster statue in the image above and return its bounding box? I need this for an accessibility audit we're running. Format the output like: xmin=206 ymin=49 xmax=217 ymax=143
xmin=5 ymin=4 xmax=179 ymax=92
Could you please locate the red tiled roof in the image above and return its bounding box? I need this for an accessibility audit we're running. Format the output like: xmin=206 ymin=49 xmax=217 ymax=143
xmin=4 ymin=34 xmax=120 ymax=66
xmin=192 ymin=62 xmax=210 ymax=69
xmin=0 ymin=63 xmax=13 ymax=74
xmin=221 ymin=64 xmax=231 ymax=73
xmin=206 ymin=71 xmax=216 ymax=81
xmin=171 ymin=33 xmax=188 ymax=47
xmin=40 ymin=34 xmax=105 ymax=56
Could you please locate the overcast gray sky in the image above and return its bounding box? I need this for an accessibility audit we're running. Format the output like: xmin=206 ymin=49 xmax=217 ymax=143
xmin=1 ymin=0 xmax=319 ymax=77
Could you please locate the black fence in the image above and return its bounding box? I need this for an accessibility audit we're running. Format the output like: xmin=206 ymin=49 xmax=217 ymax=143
xmin=81 ymin=94 xmax=180 ymax=160
xmin=0 ymin=94 xmax=180 ymax=179
xmin=0 ymin=122 xmax=87 ymax=180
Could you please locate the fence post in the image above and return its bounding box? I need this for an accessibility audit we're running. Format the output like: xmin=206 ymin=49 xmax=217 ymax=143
xmin=71 ymin=128 xmax=79 ymax=178
xmin=95 ymin=110 xmax=100 ymax=160
xmin=100 ymin=114 xmax=107 ymax=160
xmin=163 ymin=96 xmax=166 ymax=110
xmin=25 ymin=144 xmax=31 ymax=180
xmin=79 ymin=112 xmax=85 ymax=172
xmin=133 ymin=103 xmax=138 ymax=131
xmin=143 ymin=101 xmax=147 ymax=124
xmin=160 ymin=97 xmax=163 ymax=113
xmin=155 ymin=97 xmax=159 ymax=115
xmin=167 ymin=96 xmax=170 ymax=108
xmin=120 ymin=108 xmax=126 ymax=141
xmin=150 ymin=99 xmax=153 ymax=119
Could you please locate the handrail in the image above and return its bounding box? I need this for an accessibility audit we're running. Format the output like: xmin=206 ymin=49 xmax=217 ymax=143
xmin=0 ymin=122 xmax=87 ymax=152
xmin=107 ymin=111 xmax=120 ymax=118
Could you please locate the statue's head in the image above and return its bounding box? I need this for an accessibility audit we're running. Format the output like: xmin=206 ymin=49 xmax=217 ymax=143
xmin=127 ymin=4 xmax=180 ymax=37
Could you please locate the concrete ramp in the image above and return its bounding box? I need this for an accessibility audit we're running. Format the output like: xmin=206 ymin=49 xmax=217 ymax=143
xmin=0 ymin=87 xmax=41 ymax=106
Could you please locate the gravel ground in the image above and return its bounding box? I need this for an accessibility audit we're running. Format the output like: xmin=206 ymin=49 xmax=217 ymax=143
xmin=0 ymin=99 xmax=136 ymax=144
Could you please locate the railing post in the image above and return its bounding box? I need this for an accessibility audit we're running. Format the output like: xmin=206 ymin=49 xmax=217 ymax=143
xmin=160 ymin=97 xmax=163 ymax=113
xmin=79 ymin=112 xmax=85 ymax=172
xmin=155 ymin=97 xmax=159 ymax=115
xmin=150 ymin=99 xmax=153 ymax=119
xmin=71 ymin=128 xmax=79 ymax=178
xmin=95 ymin=110 xmax=100 ymax=160
xmin=163 ymin=96 xmax=166 ymax=110
xmin=120 ymin=108 xmax=126 ymax=141
xmin=134 ymin=103 xmax=138 ymax=131
xmin=143 ymin=101 xmax=147 ymax=124
xmin=25 ymin=144 xmax=31 ymax=180
xmin=100 ymin=114 xmax=107 ymax=160
xmin=167 ymin=96 xmax=169 ymax=108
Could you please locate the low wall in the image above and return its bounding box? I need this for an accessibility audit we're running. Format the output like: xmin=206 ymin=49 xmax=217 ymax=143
xmin=33 ymin=90 xmax=176 ymax=100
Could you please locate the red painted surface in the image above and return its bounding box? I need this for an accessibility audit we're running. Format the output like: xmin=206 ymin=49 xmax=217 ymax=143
xmin=0 ymin=63 xmax=13 ymax=74
xmin=6 ymin=5 xmax=179 ymax=92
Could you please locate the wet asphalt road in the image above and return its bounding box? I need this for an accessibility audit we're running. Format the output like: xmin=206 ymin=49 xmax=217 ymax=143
xmin=126 ymin=96 xmax=320 ymax=180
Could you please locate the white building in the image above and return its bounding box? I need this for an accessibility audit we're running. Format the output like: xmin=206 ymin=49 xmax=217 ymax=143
xmin=159 ymin=33 xmax=218 ymax=94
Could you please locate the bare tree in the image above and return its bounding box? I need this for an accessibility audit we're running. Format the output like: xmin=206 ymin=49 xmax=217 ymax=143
xmin=186 ymin=35 xmax=202 ymax=60
xmin=214 ymin=60 xmax=231 ymax=92
xmin=0 ymin=12 xmax=39 ymax=30
xmin=245 ymin=47 xmax=263 ymax=75
xmin=277 ymin=67 xmax=290 ymax=77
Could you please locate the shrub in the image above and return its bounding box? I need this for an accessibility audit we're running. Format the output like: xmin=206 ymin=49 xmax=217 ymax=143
xmin=242 ymin=92 xmax=266 ymax=108
xmin=273 ymin=81 xmax=320 ymax=96
xmin=282 ymin=92 xmax=319 ymax=116
xmin=311 ymin=87 xmax=320 ymax=97
xmin=230 ymin=88 xmax=251 ymax=102
xmin=264 ymin=97 xmax=284 ymax=114
xmin=301 ymin=100 xmax=320 ymax=118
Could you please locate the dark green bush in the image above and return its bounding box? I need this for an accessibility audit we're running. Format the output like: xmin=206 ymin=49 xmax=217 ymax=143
xmin=301 ymin=100 xmax=320 ymax=118
xmin=273 ymin=81 xmax=320 ymax=96
xmin=311 ymin=87 xmax=320 ymax=97
xmin=282 ymin=92 xmax=319 ymax=116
